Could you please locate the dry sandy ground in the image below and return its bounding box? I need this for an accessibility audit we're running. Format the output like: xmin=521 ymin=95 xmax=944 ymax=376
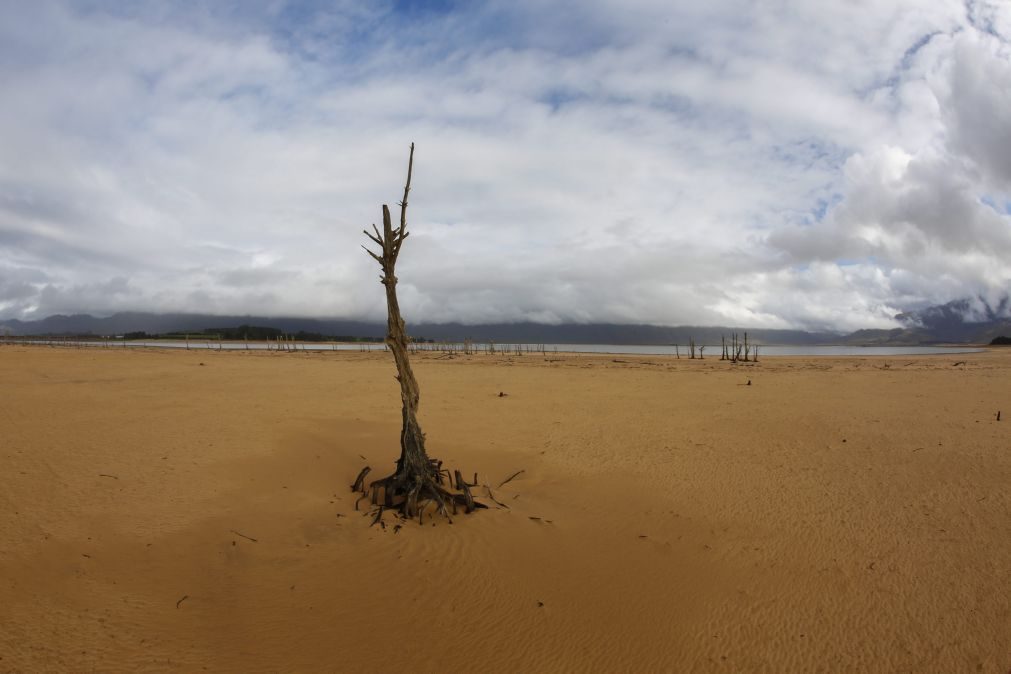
xmin=0 ymin=345 xmax=1008 ymax=672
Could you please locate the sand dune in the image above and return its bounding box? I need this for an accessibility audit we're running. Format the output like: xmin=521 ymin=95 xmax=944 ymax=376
xmin=1 ymin=345 xmax=1008 ymax=672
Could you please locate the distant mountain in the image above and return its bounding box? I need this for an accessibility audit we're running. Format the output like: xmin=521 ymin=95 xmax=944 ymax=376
xmin=3 ymin=297 xmax=1008 ymax=345
xmin=899 ymin=295 xmax=1011 ymax=342
xmin=395 ymin=322 xmax=831 ymax=346
xmin=0 ymin=311 xmax=833 ymax=345
xmin=0 ymin=312 xmax=385 ymax=340
xmin=847 ymin=295 xmax=1011 ymax=345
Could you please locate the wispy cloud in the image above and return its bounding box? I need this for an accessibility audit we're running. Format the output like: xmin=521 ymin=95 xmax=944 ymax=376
xmin=0 ymin=0 xmax=1008 ymax=331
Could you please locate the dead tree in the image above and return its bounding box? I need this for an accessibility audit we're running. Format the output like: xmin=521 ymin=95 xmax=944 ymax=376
xmin=731 ymin=332 xmax=743 ymax=362
xmin=355 ymin=144 xmax=483 ymax=522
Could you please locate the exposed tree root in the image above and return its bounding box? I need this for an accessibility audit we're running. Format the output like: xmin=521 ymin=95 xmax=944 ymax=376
xmin=351 ymin=466 xmax=371 ymax=493
xmin=352 ymin=459 xmax=486 ymax=522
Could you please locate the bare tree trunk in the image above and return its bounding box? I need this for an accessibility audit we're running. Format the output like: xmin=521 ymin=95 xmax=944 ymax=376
xmin=356 ymin=144 xmax=483 ymax=521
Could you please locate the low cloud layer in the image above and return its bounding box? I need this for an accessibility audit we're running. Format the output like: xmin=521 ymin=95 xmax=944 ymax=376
xmin=1 ymin=1 xmax=1009 ymax=332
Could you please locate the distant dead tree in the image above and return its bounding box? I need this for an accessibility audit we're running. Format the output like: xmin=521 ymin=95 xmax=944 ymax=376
xmin=353 ymin=144 xmax=484 ymax=522
xmin=722 ymin=332 xmax=758 ymax=363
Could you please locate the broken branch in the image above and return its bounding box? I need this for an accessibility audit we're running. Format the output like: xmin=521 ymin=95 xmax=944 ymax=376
xmin=498 ymin=470 xmax=525 ymax=488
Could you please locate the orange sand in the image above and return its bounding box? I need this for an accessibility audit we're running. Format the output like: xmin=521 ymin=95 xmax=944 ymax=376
xmin=1 ymin=345 xmax=1008 ymax=672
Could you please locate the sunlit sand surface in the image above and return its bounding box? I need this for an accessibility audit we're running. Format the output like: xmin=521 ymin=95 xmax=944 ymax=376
xmin=1 ymin=346 xmax=1008 ymax=672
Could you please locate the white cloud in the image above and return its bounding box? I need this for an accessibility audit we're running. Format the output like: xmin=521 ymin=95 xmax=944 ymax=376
xmin=943 ymin=32 xmax=1011 ymax=188
xmin=0 ymin=0 xmax=1009 ymax=330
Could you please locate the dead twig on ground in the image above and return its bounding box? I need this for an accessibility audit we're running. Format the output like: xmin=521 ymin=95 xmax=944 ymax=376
xmin=498 ymin=470 xmax=525 ymax=488
xmin=229 ymin=529 xmax=258 ymax=543
xmin=483 ymin=485 xmax=510 ymax=509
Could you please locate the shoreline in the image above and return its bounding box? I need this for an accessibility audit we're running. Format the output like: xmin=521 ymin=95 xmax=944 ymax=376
xmin=0 ymin=338 xmax=989 ymax=357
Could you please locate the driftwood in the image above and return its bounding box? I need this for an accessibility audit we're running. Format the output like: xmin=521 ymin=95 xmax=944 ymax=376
xmin=498 ymin=470 xmax=525 ymax=488
xmin=230 ymin=529 xmax=258 ymax=543
xmin=483 ymin=485 xmax=510 ymax=509
xmin=356 ymin=144 xmax=485 ymax=522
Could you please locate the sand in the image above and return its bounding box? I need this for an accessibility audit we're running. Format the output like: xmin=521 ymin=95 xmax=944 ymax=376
xmin=0 ymin=344 xmax=1008 ymax=672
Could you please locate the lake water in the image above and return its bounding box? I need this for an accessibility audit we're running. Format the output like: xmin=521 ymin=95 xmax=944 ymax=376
xmin=6 ymin=339 xmax=984 ymax=357
xmin=536 ymin=344 xmax=984 ymax=356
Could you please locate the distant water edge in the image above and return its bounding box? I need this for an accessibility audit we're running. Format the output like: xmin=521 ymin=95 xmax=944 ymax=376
xmin=2 ymin=339 xmax=985 ymax=357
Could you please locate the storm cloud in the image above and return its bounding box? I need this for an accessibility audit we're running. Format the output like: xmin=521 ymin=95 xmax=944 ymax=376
xmin=1 ymin=1 xmax=1009 ymax=331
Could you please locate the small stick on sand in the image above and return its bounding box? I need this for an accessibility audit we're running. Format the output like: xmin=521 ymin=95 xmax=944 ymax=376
xmin=498 ymin=470 xmax=525 ymax=488
xmin=483 ymin=486 xmax=510 ymax=509
xmin=229 ymin=529 xmax=258 ymax=543
xmin=98 ymin=473 xmax=119 ymax=479
xmin=176 ymin=595 xmax=189 ymax=609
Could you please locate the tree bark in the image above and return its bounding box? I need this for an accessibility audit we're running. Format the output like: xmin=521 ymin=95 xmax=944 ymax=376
xmin=356 ymin=144 xmax=483 ymax=521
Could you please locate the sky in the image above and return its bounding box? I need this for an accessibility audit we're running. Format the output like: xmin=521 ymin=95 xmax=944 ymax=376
xmin=1 ymin=0 xmax=1010 ymax=332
